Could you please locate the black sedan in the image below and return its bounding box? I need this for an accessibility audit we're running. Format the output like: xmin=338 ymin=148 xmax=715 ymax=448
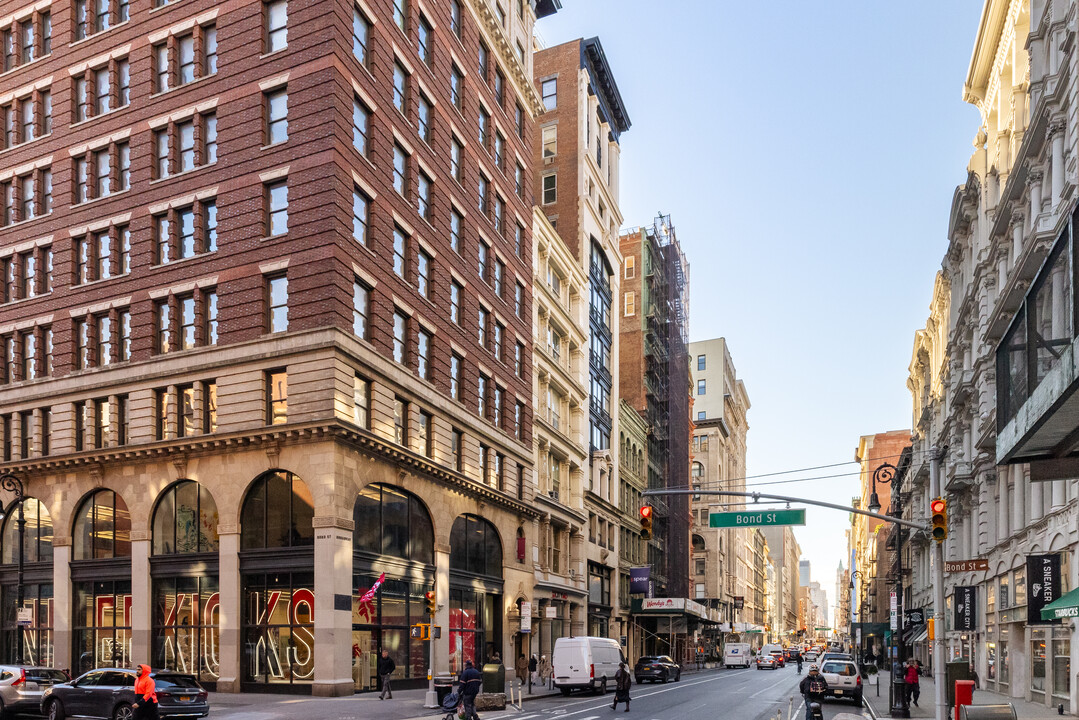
xmin=634 ymin=656 xmax=681 ymax=683
xmin=42 ymin=668 xmax=208 ymax=720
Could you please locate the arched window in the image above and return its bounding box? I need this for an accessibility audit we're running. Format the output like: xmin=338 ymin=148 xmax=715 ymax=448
xmin=691 ymin=462 xmax=704 ymax=479
xmin=240 ymin=471 xmax=314 ymax=550
xmin=692 ymin=534 xmax=706 ymax=552
xmin=1 ymin=497 xmax=53 ymax=564
xmin=152 ymin=481 xmax=220 ymax=555
xmin=449 ymin=515 xmax=502 ymax=578
xmin=73 ymin=489 xmax=131 ymax=560
xmin=353 ymin=483 xmax=433 ymax=564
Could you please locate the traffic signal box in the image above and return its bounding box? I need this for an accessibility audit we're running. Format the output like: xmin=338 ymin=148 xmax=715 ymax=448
xmin=930 ymin=497 xmax=947 ymax=543
xmin=639 ymin=505 xmax=653 ymax=539
xmin=425 ymin=590 xmax=436 ymax=615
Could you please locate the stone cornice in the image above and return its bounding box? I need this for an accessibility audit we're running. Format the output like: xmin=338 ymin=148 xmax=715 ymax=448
xmin=466 ymin=0 xmax=543 ymax=117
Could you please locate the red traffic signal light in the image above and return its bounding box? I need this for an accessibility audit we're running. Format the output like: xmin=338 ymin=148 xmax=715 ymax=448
xmin=930 ymin=497 xmax=947 ymax=543
xmin=639 ymin=505 xmax=654 ymax=539
xmin=424 ymin=590 xmax=436 ymax=615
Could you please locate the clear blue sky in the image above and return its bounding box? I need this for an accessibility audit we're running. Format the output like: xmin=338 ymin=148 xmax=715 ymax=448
xmin=539 ymin=0 xmax=984 ymax=613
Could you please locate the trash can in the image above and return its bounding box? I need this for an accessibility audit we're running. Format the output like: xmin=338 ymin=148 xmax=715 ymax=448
xmin=945 ymin=661 xmax=974 ymax=708
xmin=953 ymin=679 xmax=974 ymax=719
xmin=957 ymin=705 xmax=1016 ymax=719
xmin=434 ymin=675 xmax=456 ymax=706
xmin=482 ymin=663 xmax=505 ymax=694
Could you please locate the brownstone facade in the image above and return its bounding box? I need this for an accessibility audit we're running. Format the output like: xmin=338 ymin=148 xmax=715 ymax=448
xmin=1 ymin=0 xmax=553 ymax=696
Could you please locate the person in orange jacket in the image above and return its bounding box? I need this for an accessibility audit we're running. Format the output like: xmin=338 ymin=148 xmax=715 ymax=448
xmin=132 ymin=665 xmax=159 ymax=720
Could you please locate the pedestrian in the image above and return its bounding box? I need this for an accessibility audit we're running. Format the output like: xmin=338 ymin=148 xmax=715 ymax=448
xmin=377 ymin=649 xmax=396 ymax=700
xmin=799 ymin=665 xmax=829 ymax=720
xmin=515 ymin=654 xmax=528 ymax=687
xmin=460 ymin=660 xmax=483 ymax=720
xmin=539 ymin=654 xmax=552 ymax=688
xmin=904 ymin=658 xmax=920 ymax=707
xmin=132 ymin=665 xmax=158 ymax=720
xmin=529 ymin=654 xmax=538 ymax=687
xmin=611 ymin=661 xmax=631 ymax=712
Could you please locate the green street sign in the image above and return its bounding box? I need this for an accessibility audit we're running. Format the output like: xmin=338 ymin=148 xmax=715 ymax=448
xmin=710 ymin=509 xmax=806 ymax=528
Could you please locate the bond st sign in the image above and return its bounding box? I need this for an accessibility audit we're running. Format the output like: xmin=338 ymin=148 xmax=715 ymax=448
xmin=709 ymin=509 xmax=806 ymax=528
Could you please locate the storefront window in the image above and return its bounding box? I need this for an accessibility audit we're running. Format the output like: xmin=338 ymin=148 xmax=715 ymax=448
xmin=153 ymin=480 xmax=219 ymax=555
xmin=242 ymin=571 xmax=314 ymax=685
xmin=1012 ymin=567 xmax=1026 ymax=607
xmin=0 ymin=583 xmax=53 ymax=666
xmin=152 ymin=576 xmax=220 ymax=683
xmin=449 ymin=588 xmax=501 ymax=673
xmin=1052 ymin=630 xmax=1071 ymax=700
xmin=999 ymin=626 xmax=1009 ymax=687
xmin=241 ymin=471 xmax=314 ymax=550
xmin=1 ymin=498 xmax=53 ymax=563
xmin=999 ymin=574 xmax=1009 ymax=609
xmin=73 ymin=490 xmax=131 ymax=560
xmin=73 ymin=579 xmax=132 ymax=674
xmin=353 ymin=576 xmax=430 ymax=691
xmin=1031 ymin=628 xmax=1046 ymax=699
xmin=449 ymin=515 xmax=503 ymax=578
xmin=354 ymin=484 xmax=433 ymax=563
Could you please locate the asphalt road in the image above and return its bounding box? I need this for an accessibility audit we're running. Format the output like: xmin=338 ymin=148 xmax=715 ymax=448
xmin=474 ymin=666 xmax=872 ymax=720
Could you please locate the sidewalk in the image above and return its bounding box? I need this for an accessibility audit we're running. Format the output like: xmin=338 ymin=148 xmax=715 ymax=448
xmin=863 ymin=676 xmax=1071 ymax=718
xmin=205 ymin=665 xmax=723 ymax=720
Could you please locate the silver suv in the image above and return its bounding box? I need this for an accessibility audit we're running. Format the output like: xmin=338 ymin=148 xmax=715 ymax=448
xmin=0 ymin=666 xmax=70 ymax=717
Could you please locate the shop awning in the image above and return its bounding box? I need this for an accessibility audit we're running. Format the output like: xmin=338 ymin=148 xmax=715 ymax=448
xmin=1040 ymin=586 xmax=1079 ymax=621
xmin=911 ymin=627 xmax=928 ymax=643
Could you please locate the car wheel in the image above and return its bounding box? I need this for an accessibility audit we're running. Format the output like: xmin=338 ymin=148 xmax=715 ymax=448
xmin=46 ymin=700 xmax=65 ymax=720
xmin=675 ymin=670 xmax=681 ymax=682
xmin=112 ymin=703 xmax=134 ymax=720
xmin=599 ymin=679 xmax=607 ymax=695
xmin=661 ymin=671 xmax=669 ymax=683
xmin=853 ymin=692 xmax=863 ymax=705
xmin=559 ymin=687 xmax=570 ymax=696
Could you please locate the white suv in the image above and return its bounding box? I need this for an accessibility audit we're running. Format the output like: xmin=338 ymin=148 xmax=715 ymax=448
xmin=820 ymin=660 xmax=862 ymax=704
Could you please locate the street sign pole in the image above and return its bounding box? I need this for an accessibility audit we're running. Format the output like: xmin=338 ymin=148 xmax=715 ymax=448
xmin=929 ymin=447 xmax=946 ymax=720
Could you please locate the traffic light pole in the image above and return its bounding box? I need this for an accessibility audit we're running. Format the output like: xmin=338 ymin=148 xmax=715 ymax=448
xmin=424 ymin=592 xmax=438 ymax=709
xmin=929 ymin=447 xmax=946 ymax=720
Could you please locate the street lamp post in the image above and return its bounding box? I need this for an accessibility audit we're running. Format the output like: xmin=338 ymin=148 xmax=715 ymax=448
xmin=868 ymin=462 xmax=909 ymax=719
xmin=0 ymin=472 xmax=27 ymax=665
xmin=849 ymin=570 xmax=862 ymax=656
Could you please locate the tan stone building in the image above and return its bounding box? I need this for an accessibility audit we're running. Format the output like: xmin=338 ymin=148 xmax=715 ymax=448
xmin=617 ymin=399 xmax=647 ymax=656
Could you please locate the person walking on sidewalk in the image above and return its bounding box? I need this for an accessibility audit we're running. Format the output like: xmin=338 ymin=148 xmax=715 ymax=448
xmin=377 ymin=650 xmax=396 ymax=700
xmin=515 ymin=654 xmax=528 ymax=691
xmin=529 ymin=654 xmax=538 ymax=687
xmin=904 ymin=658 xmax=920 ymax=707
xmin=539 ymin=655 xmax=552 ymax=688
xmin=132 ymin=665 xmax=159 ymax=720
xmin=460 ymin=660 xmax=483 ymax=720
xmin=611 ymin=662 xmax=631 ymax=712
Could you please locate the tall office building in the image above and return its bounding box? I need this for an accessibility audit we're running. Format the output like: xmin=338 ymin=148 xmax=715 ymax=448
xmin=0 ymin=0 xmax=557 ymax=695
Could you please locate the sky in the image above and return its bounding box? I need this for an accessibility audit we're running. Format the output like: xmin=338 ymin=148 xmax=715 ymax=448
xmin=539 ymin=0 xmax=985 ymax=614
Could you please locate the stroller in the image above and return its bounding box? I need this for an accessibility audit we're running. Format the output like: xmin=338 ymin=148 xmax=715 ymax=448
xmin=441 ymin=682 xmax=462 ymax=720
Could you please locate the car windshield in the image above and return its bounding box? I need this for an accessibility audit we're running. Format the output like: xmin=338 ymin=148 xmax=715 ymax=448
xmin=154 ymin=674 xmax=202 ymax=690
xmin=822 ymin=662 xmax=856 ymax=676
xmin=638 ymin=657 xmax=660 ymax=663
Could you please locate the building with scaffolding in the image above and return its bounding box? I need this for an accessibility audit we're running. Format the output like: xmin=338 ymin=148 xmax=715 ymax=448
xmin=619 ymin=214 xmax=694 ymax=659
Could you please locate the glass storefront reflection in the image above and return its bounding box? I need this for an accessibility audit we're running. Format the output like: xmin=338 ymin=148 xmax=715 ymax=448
xmin=0 ymin=584 xmax=53 ymax=666
xmin=153 ymin=576 xmax=220 ymax=683
xmin=73 ymin=580 xmax=132 ymax=674
xmin=242 ymin=572 xmax=314 ymax=685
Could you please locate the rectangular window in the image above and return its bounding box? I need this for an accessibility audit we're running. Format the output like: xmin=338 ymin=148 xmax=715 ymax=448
xmin=417 ymin=330 xmax=431 ymax=379
xmin=478 ymin=307 xmax=488 ymax=348
xmin=177 ymin=384 xmax=195 ymax=437
xmin=450 ymin=0 xmax=462 ymax=38
xmin=267 ymin=275 xmax=288 ymax=332
xmin=153 ymin=390 xmax=166 ymax=441
xmin=450 ymin=354 xmax=462 ymax=400
xmin=417 ymin=249 xmax=431 ymax=298
xmin=515 ymin=341 xmax=524 ymax=378
xmin=178 ymin=207 xmax=195 ymax=258
xmin=418 ymin=411 xmax=433 ymax=456
xmin=154 ymin=301 xmax=171 ymax=354
xmin=393 ymin=0 xmax=407 ymax=32
xmin=205 ymin=290 xmax=218 ymax=345
xmin=155 ymin=215 xmax=171 ymax=264
xmin=515 ymin=282 xmax=524 ymax=318
xmin=266 ymin=88 xmax=288 ymax=144
xmin=542 ymin=174 xmax=556 ymax=204
xmin=393 ymin=144 xmax=408 ymax=197
xmin=204 ymin=25 xmax=217 ymax=75
xmin=697 ymin=354 xmax=706 ymax=371
xmin=417 ymin=94 xmax=432 ymax=144
xmin=393 ymin=398 xmax=408 ymax=445
xmin=494 ymin=259 xmax=504 ymax=296
xmin=515 ymin=162 xmax=525 ymax=198
xmin=494 ymin=132 xmax=505 ymax=170
xmin=478 ymin=108 xmax=489 ymax=148
xmin=352 ymin=279 xmax=368 ymax=338
xmin=478 ymin=42 xmax=489 ymax=80
xmin=178 ymin=34 xmax=195 ymax=84
xmin=515 ymin=103 xmax=525 ymax=138
xmin=478 ymin=375 xmax=488 ymax=417
xmin=450 ymin=66 xmax=463 ymax=109
xmin=352 ymin=187 xmax=368 ymax=245
xmin=624 ymin=291 xmax=635 ymax=316
xmin=266 ymin=180 xmax=288 ymax=236
xmin=451 ymin=428 xmax=462 ymax=470
xmin=393 ymin=311 xmax=407 ymax=364
xmin=154 ymin=44 xmax=169 ymax=93
xmin=117 ymin=61 xmax=129 ymax=106
xmin=267 ymin=369 xmax=288 ymax=424
xmin=697 ymin=379 xmax=706 ymax=395
xmin=178 ymin=120 xmax=195 ymax=171
xmin=450 ymin=281 xmax=462 ymax=325
xmin=393 ymin=227 xmax=407 ymax=278
xmin=353 ymin=96 xmax=368 ymax=155
xmin=353 ymin=375 xmax=370 ymax=428
xmin=418 ymin=17 xmax=432 ymax=66
xmin=542 ymin=78 xmax=556 ymax=111
xmin=478 ymin=175 xmax=489 ymax=214
xmin=266 ymin=0 xmax=288 ymax=53
xmin=451 ymin=138 xmax=463 ymax=182
xmin=393 ymin=62 xmax=408 ymax=115
xmin=451 ymin=209 xmax=463 ymax=252
xmin=417 ymin=172 xmax=431 ymax=220
xmin=180 ymin=295 xmax=196 ymax=349
xmin=352 ymin=6 xmax=369 ymax=65
xmin=202 ymin=383 xmax=216 ymax=434
xmin=118 ymin=310 xmax=131 ymax=360
xmin=478 ymin=243 xmax=488 ymax=282
xmin=542 ymin=126 xmax=556 ymax=157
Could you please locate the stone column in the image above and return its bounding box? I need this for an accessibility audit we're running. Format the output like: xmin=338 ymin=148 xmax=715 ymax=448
xmin=1011 ymin=464 xmax=1026 ymax=532
xmin=1051 ymin=478 xmax=1067 ymax=509
xmin=131 ymin=531 xmax=152 ymax=667
xmin=1011 ymin=211 xmax=1025 ymax=266
xmin=1050 ymin=123 xmax=1065 ymax=207
xmin=52 ymin=539 xmax=73 ymax=672
xmin=1031 ymin=478 xmax=1044 ymax=521
xmin=312 ymin=515 xmax=354 ymax=697
xmin=998 ymin=472 xmax=1010 ymax=540
xmin=969 ymin=489 xmax=979 ymax=555
xmin=1029 ymin=172 xmax=1044 ymax=222
xmin=435 ymin=544 xmax=451 ymax=674
xmin=216 ymin=528 xmax=242 ymax=693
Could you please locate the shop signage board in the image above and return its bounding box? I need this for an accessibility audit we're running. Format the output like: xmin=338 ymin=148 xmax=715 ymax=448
xmin=1027 ymin=554 xmax=1062 ymax=625
xmin=733 ymin=596 xmax=744 ymax=609
xmin=945 ymin=559 xmax=989 ymax=573
xmin=904 ymin=608 xmax=924 ymax=626
xmin=710 ymin=509 xmax=806 ymax=528
xmin=890 ymin=592 xmax=897 ymax=631
xmin=545 ymin=606 xmax=557 ymax=619
xmin=16 ymin=608 xmax=32 ymax=626
xmin=953 ymin=586 xmax=976 ymax=631
xmin=520 ymin=602 xmax=531 ymax=633
xmin=630 ymin=567 xmax=651 ymax=595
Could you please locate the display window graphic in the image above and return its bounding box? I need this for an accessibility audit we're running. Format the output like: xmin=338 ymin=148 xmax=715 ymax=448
xmin=242 ymin=574 xmax=314 ymax=684
xmin=153 ymin=577 xmax=220 ymax=682
xmin=1 ymin=587 xmax=53 ymax=665
xmin=73 ymin=580 xmax=132 ymax=673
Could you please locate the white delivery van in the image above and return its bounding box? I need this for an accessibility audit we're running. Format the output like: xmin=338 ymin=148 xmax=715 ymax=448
xmin=723 ymin=642 xmax=751 ymax=668
xmin=552 ymin=636 xmax=625 ymax=695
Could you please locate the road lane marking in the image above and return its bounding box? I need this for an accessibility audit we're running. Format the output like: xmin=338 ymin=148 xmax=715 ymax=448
xmin=750 ymin=676 xmax=791 ymax=698
xmin=522 ymin=674 xmax=727 ymax=718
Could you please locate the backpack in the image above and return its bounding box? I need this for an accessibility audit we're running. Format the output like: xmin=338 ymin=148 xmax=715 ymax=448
xmin=808 ymin=677 xmax=826 ymax=694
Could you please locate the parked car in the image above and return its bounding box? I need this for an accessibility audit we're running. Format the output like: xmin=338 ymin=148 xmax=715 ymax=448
xmin=553 ymin=637 xmax=625 ymax=695
xmin=756 ymin=654 xmax=776 ymax=670
xmin=723 ymin=643 xmax=752 ymax=669
xmin=820 ymin=652 xmax=853 ymax=666
xmin=820 ymin=659 xmax=862 ymax=704
xmin=41 ymin=668 xmax=208 ymax=720
xmin=633 ymin=656 xmax=680 ymax=684
xmin=0 ymin=666 xmax=69 ymax=717
xmin=769 ymin=651 xmax=785 ymax=667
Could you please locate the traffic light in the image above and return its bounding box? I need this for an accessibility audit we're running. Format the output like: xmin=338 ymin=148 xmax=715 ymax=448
xmin=639 ymin=505 xmax=654 ymax=539
xmin=425 ymin=590 xmax=436 ymax=616
xmin=927 ymin=618 xmax=935 ymax=641
xmin=930 ymin=497 xmax=947 ymax=543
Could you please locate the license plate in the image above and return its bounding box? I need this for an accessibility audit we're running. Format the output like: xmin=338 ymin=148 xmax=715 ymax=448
xmin=180 ymin=696 xmax=193 ymax=702
xmin=835 ymin=690 xmax=843 ymax=695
